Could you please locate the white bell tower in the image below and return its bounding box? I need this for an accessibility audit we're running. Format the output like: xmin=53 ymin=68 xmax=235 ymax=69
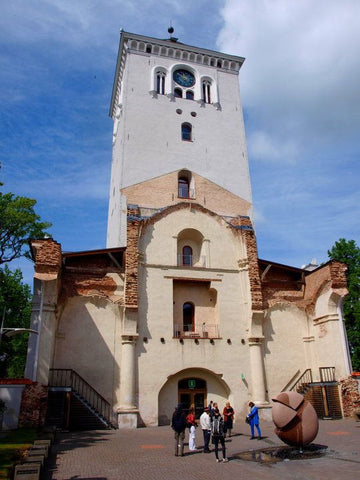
xmin=107 ymin=30 xmax=252 ymax=247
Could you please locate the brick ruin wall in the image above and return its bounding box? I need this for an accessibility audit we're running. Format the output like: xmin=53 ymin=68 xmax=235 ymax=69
xmin=32 ymin=239 xmax=62 ymax=276
xmin=340 ymin=376 xmax=360 ymax=417
xmin=18 ymin=381 xmax=48 ymax=428
xmin=126 ymin=217 xmax=140 ymax=307
xmin=228 ymin=215 xmax=263 ymax=311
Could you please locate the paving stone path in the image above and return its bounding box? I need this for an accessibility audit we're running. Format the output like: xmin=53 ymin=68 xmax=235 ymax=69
xmin=44 ymin=418 xmax=360 ymax=480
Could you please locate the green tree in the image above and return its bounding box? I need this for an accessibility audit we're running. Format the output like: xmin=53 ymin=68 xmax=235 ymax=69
xmin=328 ymin=238 xmax=360 ymax=371
xmin=0 ymin=191 xmax=51 ymax=264
xmin=0 ymin=265 xmax=32 ymax=377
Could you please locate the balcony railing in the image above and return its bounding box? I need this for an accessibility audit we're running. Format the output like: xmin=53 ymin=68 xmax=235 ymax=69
xmin=177 ymin=255 xmax=206 ymax=267
xmin=319 ymin=366 xmax=335 ymax=383
xmin=173 ymin=323 xmax=219 ymax=339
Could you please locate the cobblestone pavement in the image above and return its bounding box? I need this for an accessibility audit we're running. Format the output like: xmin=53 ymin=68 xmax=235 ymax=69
xmin=44 ymin=418 xmax=360 ymax=480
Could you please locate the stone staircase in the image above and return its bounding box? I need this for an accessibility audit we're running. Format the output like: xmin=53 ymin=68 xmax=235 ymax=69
xmin=46 ymin=369 xmax=117 ymax=430
xmin=289 ymin=367 xmax=343 ymax=419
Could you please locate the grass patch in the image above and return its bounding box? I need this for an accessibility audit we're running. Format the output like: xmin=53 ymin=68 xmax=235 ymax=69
xmin=0 ymin=428 xmax=37 ymax=479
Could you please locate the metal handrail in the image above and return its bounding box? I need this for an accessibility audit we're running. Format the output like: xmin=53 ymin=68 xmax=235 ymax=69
xmin=289 ymin=368 xmax=313 ymax=392
xmin=48 ymin=369 xmax=115 ymax=427
xmin=177 ymin=255 xmax=206 ymax=267
xmin=319 ymin=366 xmax=335 ymax=382
xmin=173 ymin=323 xmax=219 ymax=339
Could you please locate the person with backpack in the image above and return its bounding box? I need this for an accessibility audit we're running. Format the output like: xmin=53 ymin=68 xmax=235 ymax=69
xmin=186 ymin=403 xmax=197 ymax=451
xmin=211 ymin=408 xmax=228 ymax=462
xmin=171 ymin=403 xmax=188 ymax=456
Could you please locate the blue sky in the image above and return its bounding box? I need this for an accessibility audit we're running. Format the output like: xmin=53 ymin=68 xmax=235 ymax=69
xmin=1 ymin=0 xmax=359 ymax=287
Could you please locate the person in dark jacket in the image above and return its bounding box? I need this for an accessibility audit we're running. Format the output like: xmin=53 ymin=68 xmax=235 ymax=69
xmin=211 ymin=408 xmax=228 ymax=462
xmin=171 ymin=403 xmax=187 ymax=456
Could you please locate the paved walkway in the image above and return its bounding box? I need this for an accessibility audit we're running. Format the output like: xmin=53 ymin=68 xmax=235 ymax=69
xmin=44 ymin=418 xmax=360 ymax=480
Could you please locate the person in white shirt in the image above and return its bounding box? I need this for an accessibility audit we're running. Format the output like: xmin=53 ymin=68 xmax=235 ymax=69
xmin=200 ymin=407 xmax=211 ymax=452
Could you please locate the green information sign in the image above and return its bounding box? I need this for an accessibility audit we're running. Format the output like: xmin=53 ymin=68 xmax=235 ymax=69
xmin=188 ymin=379 xmax=196 ymax=389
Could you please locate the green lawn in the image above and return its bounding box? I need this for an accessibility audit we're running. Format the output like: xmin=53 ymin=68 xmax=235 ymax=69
xmin=0 ymin=428 xmax=37 ymax=479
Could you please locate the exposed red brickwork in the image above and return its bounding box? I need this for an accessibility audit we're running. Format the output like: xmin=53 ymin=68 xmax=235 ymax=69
xmin=61 ymin=254 xmax=123 ymax=300
xmin=62 ymin=273 xmax=120 ymax=299
xmin=31 ymin=239 xmax=62 ymax=277
xmin=229 ymin=216 xmax=263 ymax=311
xmin=18 ymin=381 xmax=48 ymax=428
xmin=259 ymin=260 xmax=348 ymax=314
xmin=126 ymin=219 xmax=140 ymax=307
xmin=142 ymin=201 xmax=220 ymax=227
xmin=340 ymin=376 xmax=360 ymax=417
xmin=329 ymin=261 xmax=348 ymax=290
xmin=260 ymin=263 xmax=304 ymax=309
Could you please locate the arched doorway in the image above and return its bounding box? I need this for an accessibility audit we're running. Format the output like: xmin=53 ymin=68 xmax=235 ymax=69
xmin=178 ymin=377 xmax=206 ymax=418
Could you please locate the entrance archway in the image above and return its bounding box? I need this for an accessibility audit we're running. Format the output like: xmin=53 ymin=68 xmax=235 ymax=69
xmin=158 ymin=368 xmax=230 ymax=426
xmin=178 ymin=378 xmax=206 ymax=419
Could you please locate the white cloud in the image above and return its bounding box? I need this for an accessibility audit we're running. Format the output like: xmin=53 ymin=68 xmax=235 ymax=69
xmin=218 ymin=0 xmax=360 ymax=147
xmin=248 ymin=130 xmax=298 ymax=163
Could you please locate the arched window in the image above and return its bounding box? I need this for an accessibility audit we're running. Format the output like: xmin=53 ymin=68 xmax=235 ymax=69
xmin=186 ymin=90 xmax=194 ymax=100
xmin=181 ymin=123 xmax=192 ymax=141
xmin=156 ymin=71 xmax=166 ymax=95
xmin=182 ymin=245 xmax=193 ymax=266
xmin=183 ymin=302 xmax=194 ymax=332
xmin=178 ymin=177 xmax=189 ymax=198
xmin=202 ymin=81 xmax=211 ymax=103
xmin=174 ymin=88 xmax=183 ymax=98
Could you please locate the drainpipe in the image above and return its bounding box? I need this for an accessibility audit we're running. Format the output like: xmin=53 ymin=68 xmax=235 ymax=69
xmin=338 ymin=296 xmax=352 ymax=375
xmin=32 ymin=281 xmax=44 ymax=382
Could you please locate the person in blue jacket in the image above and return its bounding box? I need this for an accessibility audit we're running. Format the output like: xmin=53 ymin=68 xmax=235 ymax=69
xmin=247 ymin=401 xmax=262 ymax=440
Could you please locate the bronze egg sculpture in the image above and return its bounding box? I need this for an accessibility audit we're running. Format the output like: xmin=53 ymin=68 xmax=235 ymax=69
xmin=272 ymin=391 xmax=319 ymax=447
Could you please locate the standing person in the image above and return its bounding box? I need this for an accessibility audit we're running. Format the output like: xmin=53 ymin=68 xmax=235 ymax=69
xmin=209 ymin=401 xmax=218 ymax=419
xmin=211 ymin=408 xmax=228 ymax=462
xmin=186 ymin=403 xmax=197 ymax=451
xmin=247 ymin=401 xmax=262 ymax=440
xmin=200 ymin=407 xmax=211 ymax=453
xmin=171 ymin=403 xmax=187 ymax=456
xmin=223 ymin=401 xmax=235 ymax=437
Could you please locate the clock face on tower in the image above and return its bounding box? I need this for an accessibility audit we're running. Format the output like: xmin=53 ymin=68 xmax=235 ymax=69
xmin=173 ymin=69 xmax=195 ymax=87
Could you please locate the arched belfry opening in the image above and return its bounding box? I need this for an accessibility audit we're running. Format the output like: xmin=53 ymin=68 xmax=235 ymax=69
xmin=177 ymin=169 xmax=194 ymax=199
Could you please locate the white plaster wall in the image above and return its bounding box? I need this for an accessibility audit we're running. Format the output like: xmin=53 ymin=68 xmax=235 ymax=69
xmin=0 ymin=385 xmax=25 ymax=430
xmin=107 ymin=50 xmax=252 ymax=245
xmin=313 ymin=318 xmax=348 ymax=379
xmin=140 ymin=208 xmax=240 ymax=270
xmin=263 ymin=305 xmax=308 ymax=399
xmin=312 ymin=289 xmax=350 ymax=380
xmin=136 ymin=208 xmax=255 ymax=425
xmin=53 ymin=297 xmax=122 ymax=406
xmin=116 ymin=54 xmax=250 ymax=196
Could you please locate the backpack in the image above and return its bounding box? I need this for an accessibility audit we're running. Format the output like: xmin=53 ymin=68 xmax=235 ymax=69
xmin=211 ymin=416 xmax=224 ymax=436
xmin=172 ymin=412 xmax=186 ymax=432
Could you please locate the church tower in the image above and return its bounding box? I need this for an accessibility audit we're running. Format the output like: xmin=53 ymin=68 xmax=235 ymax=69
xmin=107 ymin=30 xmax=252 ymax=247
xmin=25 ymin=29 xmax=351 ymax=431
